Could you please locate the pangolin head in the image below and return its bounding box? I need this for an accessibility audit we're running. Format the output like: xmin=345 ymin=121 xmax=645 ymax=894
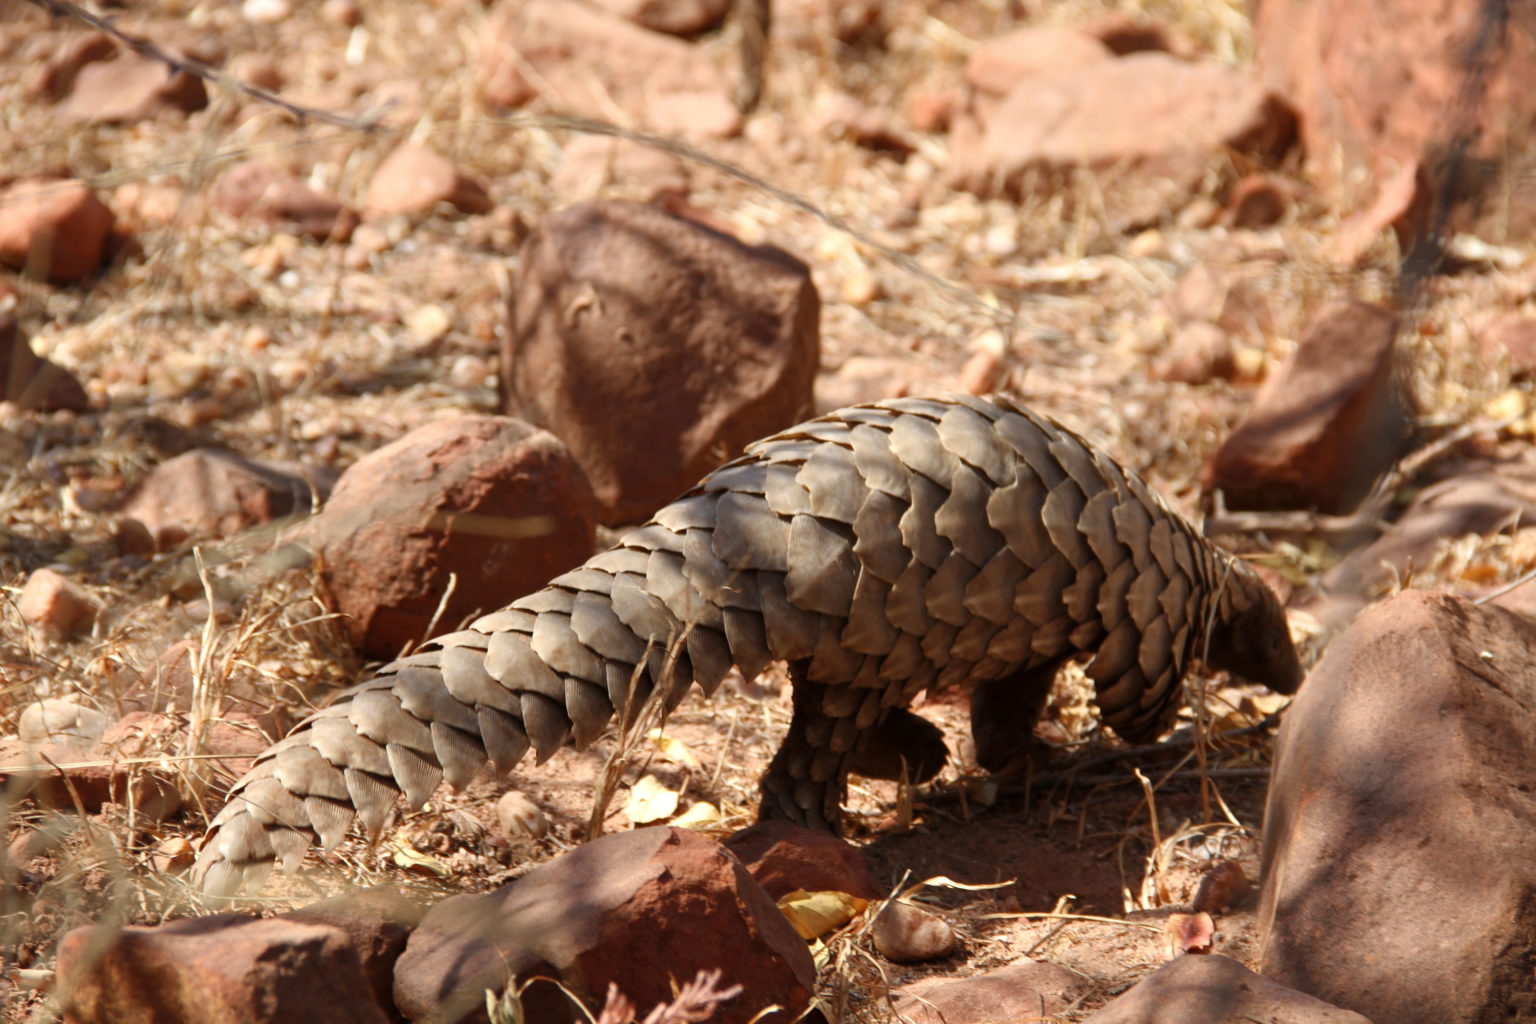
xmin=1203 ymin=563 xmax=1305 ymax=696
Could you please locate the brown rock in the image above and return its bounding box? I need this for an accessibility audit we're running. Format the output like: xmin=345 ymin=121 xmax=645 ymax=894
xmin=392 ymin=828 xmax=814 ymax=1024
xmin=119 ymin=448 xmax=334 ymax=545
xmin=964 ymin=25 xmax=1112 ymax=98
xmin=364 ymin=143 xmax=493 ymax=219
xmin=502 ymin=200 xmax=818 ymax=524
xmin=282 ymin=888 xmax=425 ymax=1024
xmin=811 ymin=93 xmax=914 ymax=158
xmin=1079 ymin=13 xmax=1177 ymax=56
xmin=1153 ymin=322 xmax=1236 ymax=385
xmin=1083 ymin=954 xmax=1371 ymax=1023
xmin=589 ymin=0 xmax=729 ymax=36
xmin=953 ymin=54 xmax=1295 ymax=215
xmin=17 ymin=699 xmax=108 ymax=745
xmin=0 ymin=178 xmax=115 ymax=283
xmin=1 ymin=313 xmax=90 ymax=411
xmin=1321 ymin=459 xmax=1536 ymax=604
xmin=906 ymin=88 xmax=960 ymax=134
xmin=477 ymin=0 xmax=733 ymax=130
xmin=495 ymin=790 xmax=549 ymax=838
xmin=892 ymin=960 xmax=1089 ymax=1024
xmin=1189 ymin=860 xmax=1251 ymax=915
xmin=1479 ymin=312 xmax=1536 ymax=377
xmin=724 ymin=820 xmax=880 ymax=900
xmin=1253 ymin=0 xmax=1536 ymax=219
xmin=1164 ymin=263 xmax=1276 ymax=337
xmin=1224 ymin=173 xmax=1293 ymax=228
xmin=17 ymin=567 xmax=97 ymax=640
xmin=58 ymin=52 xmax=207 ymax=123
xmin=647 ymin=89 xmax=744 ymax=140
xmin=25 ymin=31 xmax=117 ymax=100
xmin=1326 ymin=159 xmax=1428 ymax=267
xmin=96 ymin=710 xmax=272 ymax=795
xmin=210 ymin=160 xmax=359 ymax=242
xmin=0 ymin=737 xmax=180 ymax=819
xmin=1258 ymin=592 xmax=1536 ymax=1024
xmin=304 ymin=415 xmax=597 ymax=659
xmin=57 ymin=914 xmax=390 ymax=1024
xmin=552 ymin=136 xmax=691 ymax=197
xmin=871 ymin=899 xmax=956 ymax=962
xmin=1203 ymin=299 xmax=1413 ymax=514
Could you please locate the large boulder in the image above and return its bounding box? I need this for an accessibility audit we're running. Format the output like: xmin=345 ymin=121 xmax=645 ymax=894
xmin=502 ymin=199 xmax=819 ymax=524
xmin=1258 ymin=591 xmax=1536 ymax=1023
xmin=1253 ymin=0 xmax=1536 ymax=231
xmin=393 ymin=827 xmax=815 ymax=1024
xmin=304 ymin=416 xmax=597 ymax=659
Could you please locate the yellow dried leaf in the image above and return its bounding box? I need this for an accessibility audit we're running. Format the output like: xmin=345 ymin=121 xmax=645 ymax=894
xmin=646 ymin=729 xmax=701 ymax=769
xmin=625 ymin=774 xmax=680 ymax=824
xmin=389 ymin=838 xmax=450 ymax=878
xmin=777 ymin=889 xmax=869 ymax=941
xmin=671 ymin=800 xmax=722 ymax=830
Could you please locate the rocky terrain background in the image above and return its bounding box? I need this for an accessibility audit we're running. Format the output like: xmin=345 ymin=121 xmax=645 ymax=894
xmin=3 ymin=0 xmax=1536 ymax=1021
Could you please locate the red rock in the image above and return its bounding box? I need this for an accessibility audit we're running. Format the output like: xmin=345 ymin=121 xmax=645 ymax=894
xmin=57 ymin=914 xmax=390 ymax=1024
xmin=1203 ymin=300 xmax=1413 ymax=514
xmin=303 ymin=415 xmax=597 ymax=659
xmin=1164 ymin=263 xmax=1276 ymax=338
xmin=647 ymin=89 xmax=743 ymax=140
xmin=210 ymin=160 xmax=359 ymax=241
xmin=1153 ymin=322 xmax=1236 ymax=385
xmin=0 ymin=178 xmax=115 ymax=283
xmin=1479 ymin=312 xmax=1536 ymax=377
xmin=551 ymin=136 xmax=691 ymax=197
xmin=502 ymin=199 xmax=818 ymax=524
xmin=1082 ymin=954 xmax=1370 ymax=1023
xmin=1258 ymin=592 xmax=1536 ymax=1024
xmin=892 ymin=960 xmax=1089 ymax=1024
xmin=17 ymin=567 xmax=97 ymax=640
xmin=1254 ymin=0 xmax=1536 ymax=216
xmin=477 ymin=0 xmax=733 ymax=130
xmin=282 ymin=888 xmax=424 ymax=1022
xmin=58 ymin=52 xmax=207 ymax=123
xmin=964 ymin=25 xmax=1111 ymax=98
xmin=952 ymin=54 xmax=1295 ymax=212
xmin=589 ymin=0 xmax=729 ymax=36
xmin=96 ymin=710 xmax=272 ymax=795
xmin=1325 ymin=160 xmax=1428 ymax=266
xmin=906 ymin=89 xmax=960 ymax=134
xmin=363 ymin=143 xmax=493 ymax=219
xmin=119 ymin=448 xmax=334 ymax=545
xmin=0 ymin=737 xmax=180 ymax=819
xmin=724 ymin=820 xmax=880 ymax=900
xmin=25 ymin=31 xmax=117 ymax=99
xmin=1224 ymin=173 xmax=1293 ymax=228
xmin=1 ymin=312 xmax=90 ymax=410
xmin=392 ymin=828 xmax=814 ymax=1024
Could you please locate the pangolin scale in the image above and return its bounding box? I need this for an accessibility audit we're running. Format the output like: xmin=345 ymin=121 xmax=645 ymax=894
xmin=194 ymin=394 xmax=1301 ymax=895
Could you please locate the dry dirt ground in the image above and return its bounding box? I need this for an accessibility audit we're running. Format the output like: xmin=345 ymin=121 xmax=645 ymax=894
xmin=1 ymin=0 xmax=1533 ymax=1021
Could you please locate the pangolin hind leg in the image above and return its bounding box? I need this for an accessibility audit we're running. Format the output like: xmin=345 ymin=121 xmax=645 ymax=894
xmin=968 ymin=658 xmax=1066 ymax=774
xmin=758 ymin=661 xmax=898 ymax=833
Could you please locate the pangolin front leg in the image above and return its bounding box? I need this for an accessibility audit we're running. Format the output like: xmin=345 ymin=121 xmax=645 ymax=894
xmin=194 ymin=394 xmax=1303 ymax=895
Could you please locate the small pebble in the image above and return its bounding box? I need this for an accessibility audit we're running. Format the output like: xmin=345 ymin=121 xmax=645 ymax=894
xmin=241 ymin=0 xmax=290 ymax=24
xmin=872 ymin=899 xmax=957 ymax=963
xmin=496 ymin=790 xmax=548 ymax=838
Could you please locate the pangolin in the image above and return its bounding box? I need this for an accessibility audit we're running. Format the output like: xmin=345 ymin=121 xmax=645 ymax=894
xmin=194 ymin=394 xmax=1302 ymax=895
